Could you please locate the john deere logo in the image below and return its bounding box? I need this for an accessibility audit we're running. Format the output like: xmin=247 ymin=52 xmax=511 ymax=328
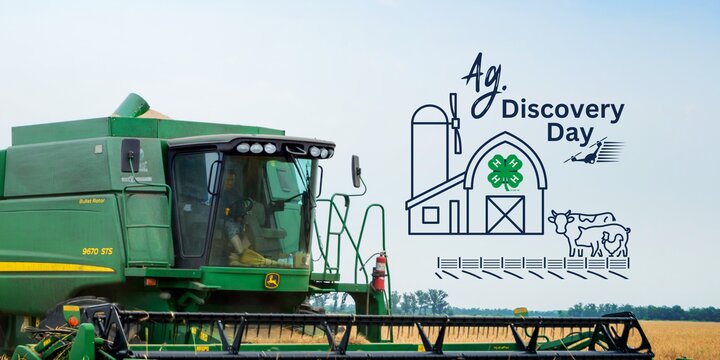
xmin=264 ymin=273 xmax=280 ymax=289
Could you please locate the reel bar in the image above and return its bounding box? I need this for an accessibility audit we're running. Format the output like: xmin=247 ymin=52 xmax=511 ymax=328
xmin=77 ymin=305 xmax=652 ymax=359
xmin=119 ymin=310 xmax=638 ymax=329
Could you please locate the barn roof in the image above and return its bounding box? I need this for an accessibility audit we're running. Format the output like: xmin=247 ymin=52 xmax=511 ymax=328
xmin=405 ymin=132 xmax=548 ymax=210
xmin=463 ymin=131 xmax=548 ymax=190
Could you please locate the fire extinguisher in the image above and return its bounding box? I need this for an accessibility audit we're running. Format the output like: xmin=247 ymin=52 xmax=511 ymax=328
xmin=372 ymin=253 xmax=387 ymax=291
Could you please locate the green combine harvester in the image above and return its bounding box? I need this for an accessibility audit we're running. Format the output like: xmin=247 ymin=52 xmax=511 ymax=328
xmin=0 ymin=94 xmax=654 ymax=359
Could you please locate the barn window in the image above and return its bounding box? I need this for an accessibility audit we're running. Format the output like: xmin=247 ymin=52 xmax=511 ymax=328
xmin=422 ymin=206 xmax=440 ymax=224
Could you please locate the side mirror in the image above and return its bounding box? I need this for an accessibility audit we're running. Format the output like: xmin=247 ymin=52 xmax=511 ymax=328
xmin=121 ymin=138 xmax=141 ymax=173
xmin=351 ymin=155 xmax=361 ymax=188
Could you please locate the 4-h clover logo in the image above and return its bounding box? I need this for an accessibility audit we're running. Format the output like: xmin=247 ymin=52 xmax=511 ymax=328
xmin=487 ymin=154 xmax=523 ymax=191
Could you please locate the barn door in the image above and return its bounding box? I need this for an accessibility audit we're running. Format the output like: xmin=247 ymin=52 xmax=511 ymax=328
xmin=485 ymin=195 xmax=525 ymax=234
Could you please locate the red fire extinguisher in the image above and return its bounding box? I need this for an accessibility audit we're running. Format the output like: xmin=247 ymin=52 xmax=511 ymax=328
xmin=372 ymin=253 xmax=387 ymax=291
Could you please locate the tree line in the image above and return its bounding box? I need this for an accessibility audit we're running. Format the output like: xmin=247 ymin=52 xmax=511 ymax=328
xmin=310 ymin=290 xmax=720 ymax=322
xmin=559 ymin=303 xmax=720 ymax=322
xmin=308 ymin=290 xmax=452 ymax=315
xmin=391 ymin=290 xmax=451 ymax=315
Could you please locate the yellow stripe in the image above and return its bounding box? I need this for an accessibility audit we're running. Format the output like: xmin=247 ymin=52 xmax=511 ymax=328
xmin=0 ymin=262 xmax=115 ymax=273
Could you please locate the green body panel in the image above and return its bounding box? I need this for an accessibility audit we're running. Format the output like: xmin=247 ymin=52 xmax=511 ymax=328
xmin=124 ymin=267 xmax=202 ymax=279
xmin=3 ymin=137 xmax=167 ymax=197
xmin=11 ymin=117 xmax=283 ymax=146
xmin=0 ymin=194 xmax=125 ymax=315
xmin=124 ymin=267 xmax=310 ymax=291
xmin=199 ymin=267 xmax=309 ymax=292
xmin=0 ymin=150 xmax=5 ymax=198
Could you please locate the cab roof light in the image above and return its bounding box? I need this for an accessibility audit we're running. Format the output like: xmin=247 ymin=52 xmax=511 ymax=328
xmin=264 ymin=143 xmax=277 ymax=154
xmin=250 ymin=143 xmax=263 ymax=154
xmin=236 ymin=143 xmax=250 ymax=153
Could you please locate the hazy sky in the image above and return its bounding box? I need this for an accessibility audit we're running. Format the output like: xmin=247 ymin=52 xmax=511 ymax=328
xmin=0 ymin=1 xmax=718 ymax=309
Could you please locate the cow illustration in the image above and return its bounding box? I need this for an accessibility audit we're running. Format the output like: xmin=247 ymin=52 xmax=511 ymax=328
xmin=547 ymin=210 xmax=616 ymax=257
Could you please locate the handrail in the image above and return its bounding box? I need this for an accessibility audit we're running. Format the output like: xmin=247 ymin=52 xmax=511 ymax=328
xmin=312 ymin=185 xmax=389 ymax=295
xmin=356 ymin=203 xmax=392 ymax=317
xmin=315 ymin=197 xmax=368 ymax=284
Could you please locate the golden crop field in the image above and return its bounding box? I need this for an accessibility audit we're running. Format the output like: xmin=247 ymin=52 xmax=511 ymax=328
xmin=357 ymin=321 xmax=720 ymax=359
xmin=641 ymin=321 xmax=720 ymax=360
xmin=210 ymin=320 xmax=720 ymax=359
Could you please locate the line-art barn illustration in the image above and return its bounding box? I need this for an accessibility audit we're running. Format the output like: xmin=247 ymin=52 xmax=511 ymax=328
xmin=406 ymin=95 xmax=548 ymax=235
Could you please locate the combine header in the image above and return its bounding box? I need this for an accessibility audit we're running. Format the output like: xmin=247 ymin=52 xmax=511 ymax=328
xmin=0 ymin=94 xmax=654 ymax=359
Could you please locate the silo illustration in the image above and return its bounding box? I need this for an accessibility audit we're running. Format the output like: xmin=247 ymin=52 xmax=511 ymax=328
xmin=410 ymin=93 xmax=461 ymax=197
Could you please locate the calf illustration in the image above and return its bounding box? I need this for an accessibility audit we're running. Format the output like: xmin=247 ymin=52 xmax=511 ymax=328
xmin=547 ymin=210 xmax=616 ymax=257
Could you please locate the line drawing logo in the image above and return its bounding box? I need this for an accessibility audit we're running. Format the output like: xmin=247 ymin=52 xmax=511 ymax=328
xmin=406 ymin=93 xmax=548 ymax=235
xmin=408 ymin=51 xmax=631 ymax=280
xmin=434 ymin=256 xmax=630 ymax=280
xmin=547 ymin=210 xmax=630 ymax=258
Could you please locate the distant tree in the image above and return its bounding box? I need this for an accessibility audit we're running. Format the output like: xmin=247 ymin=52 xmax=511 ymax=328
xmin=310 ymin=294 xmax=329 ymax=309
xmin=402 ymin=292 xmax=418 ymax=314
xmin=339 ymin=293 xmax=349 ymax=313
xmin=561 ymin=303 xmax=720 ymax=322
xmin=391 ymin=291 xmax=403 ymax=314
xmin=415 ymin=290 xmax=431 ymax=314
xmin=330 ymin=293 xmax=338 ymax=313
xmin=427 ymin=289 xmax=450 ymax=315
xmin=586 ymin=303 xmax=598 ymax=316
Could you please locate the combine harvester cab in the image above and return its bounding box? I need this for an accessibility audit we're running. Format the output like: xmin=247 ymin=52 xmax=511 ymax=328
xmin=0 ymin=94 xmax=654 ymax=359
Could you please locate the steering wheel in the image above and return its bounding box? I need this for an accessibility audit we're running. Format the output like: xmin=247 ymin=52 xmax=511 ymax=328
xmin=229 ymin=198 xmax=254 ymax=218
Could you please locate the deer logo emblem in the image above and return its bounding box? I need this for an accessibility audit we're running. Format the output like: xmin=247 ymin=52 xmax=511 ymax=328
xmin=264 ymin=273 xmax=280 ymax=289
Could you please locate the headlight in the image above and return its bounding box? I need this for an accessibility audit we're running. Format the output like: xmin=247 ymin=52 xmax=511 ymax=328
xmin=236 ymin=143 xmax=250 ymax=153
xmin=309 ymin=146 xmax=321 ymax=157
xmin=250 ymin=143 xmax=263 ymax=154
xmin=264 ymin=143 xmax=277 ymax=154
xmin=320 ymin=148 xmax=329 ymax=158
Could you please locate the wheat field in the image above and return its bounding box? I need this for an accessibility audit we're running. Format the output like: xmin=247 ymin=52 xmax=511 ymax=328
xmin=384 ymin=320 xmax=720 ymax=359
xmin=243 ymin=320 xmax=720 ymax=359
xmin=640 ymin=321 xmax=720 ymax=360
xmin=141 ymin=320 xmax=720 ymax=359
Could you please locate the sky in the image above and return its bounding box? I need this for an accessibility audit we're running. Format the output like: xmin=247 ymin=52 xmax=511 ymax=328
xmin=0 ymin=1 xmax=718 ymax=310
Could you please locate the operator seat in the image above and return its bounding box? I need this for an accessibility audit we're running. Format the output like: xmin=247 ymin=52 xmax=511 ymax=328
xmin=245 ymin=201 xmax=286 ymax=256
